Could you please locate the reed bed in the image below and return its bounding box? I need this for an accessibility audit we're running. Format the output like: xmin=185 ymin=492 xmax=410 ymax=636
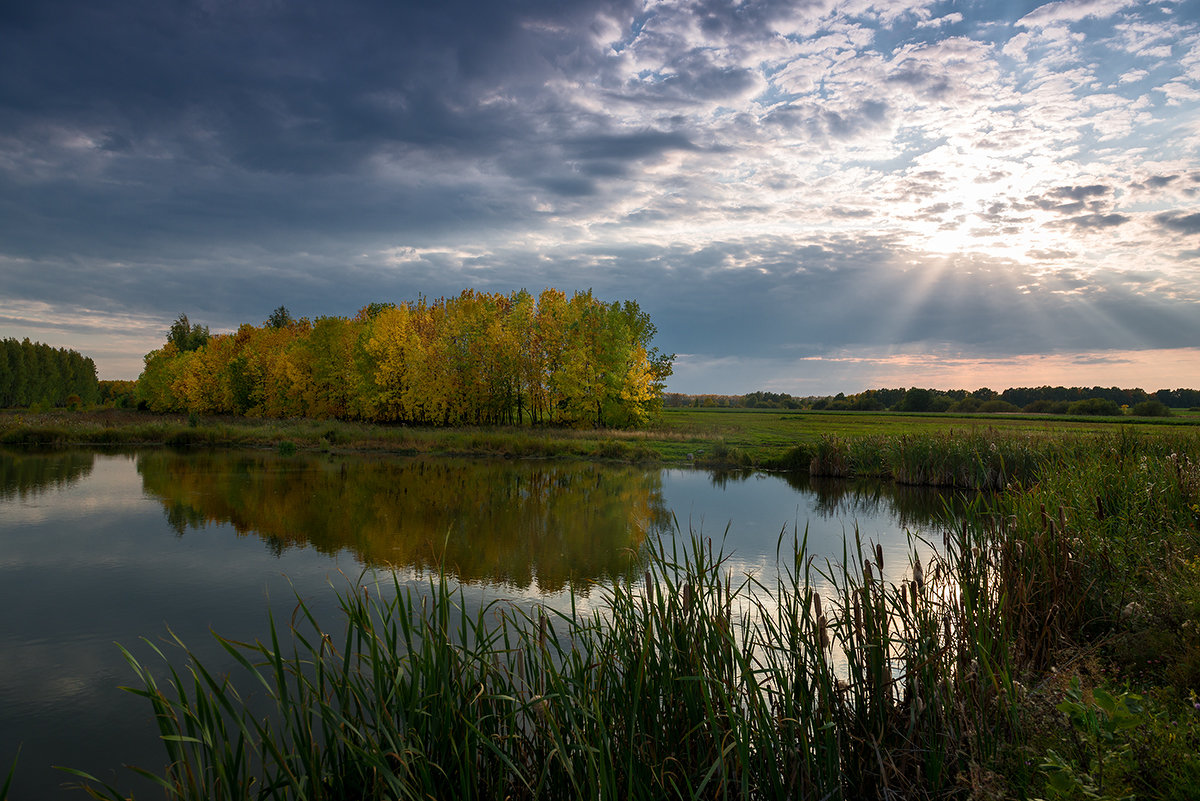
xmin=803 ymin=429 xmax=1146 ymax=490
xmin=65 ymin=508 xmax=1054 ymax=801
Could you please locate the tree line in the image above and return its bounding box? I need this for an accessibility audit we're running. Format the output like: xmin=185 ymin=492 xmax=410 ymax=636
xmin=0 ymin=338 xmax=99 ymax=409
xmin=666 ymin=385 xmax=1197 ymax=416
xmin=137 ymin=289 xmax=674 ymax=427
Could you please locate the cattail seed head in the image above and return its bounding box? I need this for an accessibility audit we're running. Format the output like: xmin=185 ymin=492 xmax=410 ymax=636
xmin=913 ymin=559 xmax=924 ymax=591
xmin=875 ymin=544 xmax=885 ymax=572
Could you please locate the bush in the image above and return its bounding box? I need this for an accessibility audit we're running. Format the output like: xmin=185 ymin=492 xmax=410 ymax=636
xmin=979 ymin=400 xmax=1020 ymax=413
xmin=1131 ymin=400 xmax=1171 ymax=417
xmin=1067 ymin=398 xmax=1122 ymax=416
xmin=949 ymin=397 xmax=981 ymax=413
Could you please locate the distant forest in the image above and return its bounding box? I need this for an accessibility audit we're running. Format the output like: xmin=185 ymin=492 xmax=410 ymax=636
xmin=667 ymin=386 xmax=1200 ymax=416
xmin=0 ymin=338 xmax=99 ymax=409
xmin=136 ymin=289 xmax=674 ymax=428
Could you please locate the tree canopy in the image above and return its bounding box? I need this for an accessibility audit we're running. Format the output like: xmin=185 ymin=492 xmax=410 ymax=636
xmin=137 ymin=289 xmax=674 ymax=427
xmin=0 ymin=338 xmax=99 ymax=408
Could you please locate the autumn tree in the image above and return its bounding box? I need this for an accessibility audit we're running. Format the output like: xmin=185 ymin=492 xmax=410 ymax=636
xmin=134 ymin=291 xmax=673 ymax=427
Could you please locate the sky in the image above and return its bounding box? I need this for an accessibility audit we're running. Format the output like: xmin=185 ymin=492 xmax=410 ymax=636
xmin=2 ymin=0 xmax=1199 ymax=395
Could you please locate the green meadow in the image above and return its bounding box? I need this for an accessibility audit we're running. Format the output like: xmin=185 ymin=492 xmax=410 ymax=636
xmin=3 ymin=406 xmax=1197 ymax=469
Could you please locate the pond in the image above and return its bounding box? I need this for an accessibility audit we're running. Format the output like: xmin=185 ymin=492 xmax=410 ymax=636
xmin=0 ymin=448 xmax=967 ymax=799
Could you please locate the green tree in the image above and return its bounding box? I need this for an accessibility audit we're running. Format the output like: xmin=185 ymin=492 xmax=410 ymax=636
xmin=266 ymin=306 xmax=294 ymax=329
xmin=898 ymin=387 xmax=933 ymax=412
xmin=167 ymin=313 xmax=210 ymax=352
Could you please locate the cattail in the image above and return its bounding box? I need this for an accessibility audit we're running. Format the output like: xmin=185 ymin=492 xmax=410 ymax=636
xmin=811 ymin=590 xmax=823 ymax=621
xmin=538 ymin=610 xmax=547 ymax=650
xmin=645 ymin=571 xmax=653 ymax=605
xmin=875 ymin=543 xmax=885 ymax=572
xmin=909 ymin=580 xmax=919 ymax=612
xmin=818 ymin=615 xmax=830 ymax=650
xmin=682 ymin=581 xmax=694 ymax=614
xmin=864 ymin=560 xmax=874 ymax=585
xmin=913 ymin=559 xmax=924 ymax=592
xmin=531 ymin=694 xmax=550 ymax=723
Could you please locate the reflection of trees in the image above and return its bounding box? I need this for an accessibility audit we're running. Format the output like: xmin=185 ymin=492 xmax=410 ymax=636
xmin=0 ymin=448 xmax=95 ymax=500
xmin=775 ymin=472 xmax=978 ymax=531
xmin=707 ymin=469 xmax=754 ymax=489
xmin=137 ymin=452 xmax=669 ymax=593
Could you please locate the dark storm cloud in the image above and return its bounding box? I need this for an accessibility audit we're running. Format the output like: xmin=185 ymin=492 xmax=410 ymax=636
xmin=1132 ymin=174 xmax=1179 ymax=191
xmin=1053 ymin=213 xmax=1130 ymax=230
xmin=0 ymin=0 xmax=644 ymax=259
xmin=566 ymin=131 xmax=698 ymax=161
xmin=1154 ymin=212 xmax=1200 ymax=235
xmin=1026 ymin=185 xmax=1114 ymax=215
xmin=1048 ymin=185 xmax=1110 ymax=201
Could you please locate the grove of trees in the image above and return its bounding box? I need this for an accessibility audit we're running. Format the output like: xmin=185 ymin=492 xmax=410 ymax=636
xmin=137 ymin=290 xmax=674 ymax=428
xmin=0 ymin=338 xmax=99 ymax=409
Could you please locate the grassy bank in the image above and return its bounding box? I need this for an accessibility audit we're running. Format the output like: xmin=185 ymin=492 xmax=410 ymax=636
xmin=3 ymin=407 xmax=1197 ymax=477
xmin=62 ymin=429 xmax=1200 ymax=800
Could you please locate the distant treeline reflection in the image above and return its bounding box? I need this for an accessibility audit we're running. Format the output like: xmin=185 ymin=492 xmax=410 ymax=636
xmin=707 ymin=469 xmax=973 ymax=531
xmin=0 ymin=448 xmax=96 ymax=500
xmin=137 ymin=451 xmax=671 ymax=593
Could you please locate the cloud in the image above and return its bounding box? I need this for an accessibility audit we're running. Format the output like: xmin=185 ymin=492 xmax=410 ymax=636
xmin=1155 ymin=211 xmax=1200 ymax=234
xmin=1017 ymin=0 xmax=1137 ymax=29
xmin=1048 ymin=184 xmax=1111 ymax=200
xmin=915 ymin=13 xmax=963 ymax=29
xmin=1053 ymin=213 xmax=1132 ymax=229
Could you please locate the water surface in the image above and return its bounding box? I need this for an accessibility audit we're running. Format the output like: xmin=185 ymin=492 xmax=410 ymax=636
xmin=0 ymin=448 xmax=963 ymax=799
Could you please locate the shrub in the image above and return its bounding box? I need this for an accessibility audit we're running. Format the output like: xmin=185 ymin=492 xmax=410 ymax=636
xmin=1131 ymin=400 xmax=1171 ymax=417
xmin=1067 ymin=398 xmax=1122 ymax=416
xmin=948 ymin=397 xmax=981 ymax=413
xmin=979 ymin=400 xmax=1020 ymax=413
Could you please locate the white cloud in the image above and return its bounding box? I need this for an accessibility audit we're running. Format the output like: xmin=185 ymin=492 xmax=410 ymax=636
xmin=1017 ymin=0 xmax=1137 ymax=29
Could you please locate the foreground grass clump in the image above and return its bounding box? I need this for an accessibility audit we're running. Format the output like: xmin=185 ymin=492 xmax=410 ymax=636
xmin=69 ymin=522 xmax=1033 ymax=801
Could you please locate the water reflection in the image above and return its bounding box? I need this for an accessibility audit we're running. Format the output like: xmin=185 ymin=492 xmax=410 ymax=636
xmin=136 ymin=451 xmax=672 ymax=593
xmin=703 ymin=469 xmax=972 ymax=533
xmin=0 ymin=447 xmax=970 ymax=801
xmin=0 ymin=449 xmax=94 ymax=500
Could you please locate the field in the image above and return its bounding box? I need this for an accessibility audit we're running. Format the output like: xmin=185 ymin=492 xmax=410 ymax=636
xmin=3 ymin=406 xmax=1197 ymax=471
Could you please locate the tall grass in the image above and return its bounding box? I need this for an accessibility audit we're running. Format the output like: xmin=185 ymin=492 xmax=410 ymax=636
xmin=67 ymin=506 xmax=1059 ymax=801
xmin=805 ymin=429 xmax=1111 ymax=490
